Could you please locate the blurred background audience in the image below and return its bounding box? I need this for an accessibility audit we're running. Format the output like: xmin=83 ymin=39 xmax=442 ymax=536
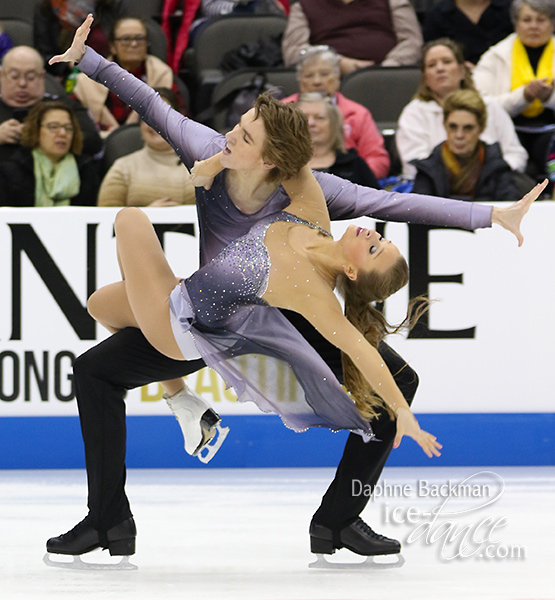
xmin=0 ymin=0 xmax=550 ymax=205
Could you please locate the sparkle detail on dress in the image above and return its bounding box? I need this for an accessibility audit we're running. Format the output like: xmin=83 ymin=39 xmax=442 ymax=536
xmin=182 ymin=211 xmax=331 ymax=329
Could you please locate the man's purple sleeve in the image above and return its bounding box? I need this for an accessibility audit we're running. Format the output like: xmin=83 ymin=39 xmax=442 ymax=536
xmin=314 ymin=172 xmax=493 ymax=231
xmin=78 ymin=48 xmax=492 ymax=230
xmin=77 ymin=48 xmax=225 ymax=168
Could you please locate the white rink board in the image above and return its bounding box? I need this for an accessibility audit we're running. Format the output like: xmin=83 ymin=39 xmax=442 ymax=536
xmin=0 ymin=204 xmax=553 ymax=417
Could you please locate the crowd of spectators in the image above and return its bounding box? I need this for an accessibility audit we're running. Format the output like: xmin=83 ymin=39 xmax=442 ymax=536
xmin=1 ymin=0 xmax=554 ymax=207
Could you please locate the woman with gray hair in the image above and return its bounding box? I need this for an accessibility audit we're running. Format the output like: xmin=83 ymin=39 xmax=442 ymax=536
xmin=297 ymin=92 xmax=379 ymax=187
xmin=474 ymin=0 xmax=555 ymax=175
xmin=282 ymin=46 xmax=390 ymax=179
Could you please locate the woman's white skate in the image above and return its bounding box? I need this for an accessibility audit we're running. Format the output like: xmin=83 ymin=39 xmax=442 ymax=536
xmin=165 ymin=385 xmax=229 ymax=463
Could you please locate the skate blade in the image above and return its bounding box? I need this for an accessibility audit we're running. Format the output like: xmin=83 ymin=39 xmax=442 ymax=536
xmin=197 ymin=423 xmax=230 ymax=463
xmin=43 ymin=553 xmax=138 ymax=571
xmin=308 ymin=553 xmax=405 ymax=570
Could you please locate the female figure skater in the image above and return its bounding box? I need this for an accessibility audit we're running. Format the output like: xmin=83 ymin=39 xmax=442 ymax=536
xmin=87 ymin=148 xmax=442 ymax=456
xmin=44 ymin=16 xmax=543 ymax=566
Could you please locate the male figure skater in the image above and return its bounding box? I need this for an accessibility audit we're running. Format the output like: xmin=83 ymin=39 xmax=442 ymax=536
xmin=45 ymin=15 xmax=540 ymax=565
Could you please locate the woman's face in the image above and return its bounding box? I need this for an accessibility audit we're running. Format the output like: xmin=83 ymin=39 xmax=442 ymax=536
xmin=515 ymin=4 xmax=554 ymax=47
xmin=299 ymin=58 xmax=340 ymax=96
xmin=298 ymin=101 xmax=332 ymax=148
xmin=423 ymin=45 xmax=466 ymax=100
xmin=140 ymin=120 xmax=171 ymax=152
xmin=444 ymin=110 xmax=482 ymax=159
xmin=340 ymin=226 xmax=401 ymax=278
xmin=111 ymin=19 xmax=148 ymax=66
xmin=39 ymin=108 xmax=74 ymax=163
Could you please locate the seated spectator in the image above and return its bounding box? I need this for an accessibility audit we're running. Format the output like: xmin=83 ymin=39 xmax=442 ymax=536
xmin=0 ymin=100 xmax=99 ymax=206
xmin=412 ymin=90 xmax=519 ymax=201
xmin=201 ymin=0 xmax=286 ymax=16
xmin=0 ymin=46 xmax=102 ymax=157
xmin=0 ymin=23 xmax=14 ymax=60
xmin=74 ymin=17 xmax=173 ymax=135
xmin=34 ymin=0 xmax=128 ymax=81
xmin=296 ymin=92 xmax=379 ymax=187
xmin=423 ymin=0 xmax=513 ymax=65
xmin=282 ymin=46 xmax=390 ymax=178
xmin=98 ymin=88 xmax=195 ymax=206
xmin=473 ymin=0 xmax=555 ymax=177
xmin=282 ymin=0 xmax=423 ymax=74
xmin=397 ymin=38 xmax=527 ymax=179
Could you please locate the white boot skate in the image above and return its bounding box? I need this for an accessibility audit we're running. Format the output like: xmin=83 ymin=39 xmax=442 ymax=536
xmin=164 ymin=385 xmax=229 ymax=463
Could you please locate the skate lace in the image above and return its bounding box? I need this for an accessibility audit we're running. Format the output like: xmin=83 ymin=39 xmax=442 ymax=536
xmin=353 ymin=518 xmax=391 ymax=541
xmin=60 ymin=517 xmax=91 ymax=540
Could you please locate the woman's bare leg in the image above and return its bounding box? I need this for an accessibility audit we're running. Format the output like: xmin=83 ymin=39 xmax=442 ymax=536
xmin=161 ymin=379 xmax=186 ymax=396
xmin=88 ymin=242 xmax=188 ymax=394
xmin=90 ymin=207 xmax=184 ymax=360
xmin=88 ymin=281 xmax=139 ymax=333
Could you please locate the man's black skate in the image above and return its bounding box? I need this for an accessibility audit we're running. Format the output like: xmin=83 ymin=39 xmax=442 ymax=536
xmin=44 ymin=517 xmax=137 ymax=570
xmin=308 ymin=517 xmax=404 ymax=569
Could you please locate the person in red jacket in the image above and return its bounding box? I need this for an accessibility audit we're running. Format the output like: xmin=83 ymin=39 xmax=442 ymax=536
xmin=282 ymin=45 xmax=390 ymax=179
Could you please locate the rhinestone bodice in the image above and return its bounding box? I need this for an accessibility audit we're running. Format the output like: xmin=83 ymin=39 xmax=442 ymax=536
xmin=183 ymin=212 xmax=331 ymax=329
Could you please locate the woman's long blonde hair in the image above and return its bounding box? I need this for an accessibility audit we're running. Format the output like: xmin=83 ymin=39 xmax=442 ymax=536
xmin=336 ymin=257 xmax=428 ymax=421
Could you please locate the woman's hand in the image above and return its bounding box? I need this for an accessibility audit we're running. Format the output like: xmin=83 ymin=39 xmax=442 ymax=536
xmin=49 ymin=13 xmax=93 ymax=66
xmin=536 ymin=79 xmax=554 ymax=103
xmin=491 ymin=179 xmax=547 ymax=246
xmin=393 ymin=408 xmax=442 ymax=458
xmin=190 ymin=153 xmax=224 ymax=189
xmin=190 ymin=160 xmax=216 ymax=190
xmin=524 ymin=78 xmax=553 ymax=103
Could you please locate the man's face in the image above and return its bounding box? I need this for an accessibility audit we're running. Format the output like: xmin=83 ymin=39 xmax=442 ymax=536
xmin=0 ymin=49 xmax=45 ymax=108
xmin=222 ymin=108 xmax=270 ymax=172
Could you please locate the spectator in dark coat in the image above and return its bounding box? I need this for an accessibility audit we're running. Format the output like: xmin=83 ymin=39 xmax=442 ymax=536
xmin=412 ymin=89 xmax=520 ymax=200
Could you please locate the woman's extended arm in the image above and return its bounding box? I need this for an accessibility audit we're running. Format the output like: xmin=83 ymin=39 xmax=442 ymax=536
xmin=49 ymin=15 xmax=223 ymax=168
xmin=300 ymin=290 xmax=442 ymax=457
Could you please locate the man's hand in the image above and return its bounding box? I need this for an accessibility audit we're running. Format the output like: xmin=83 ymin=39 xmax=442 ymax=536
xmin=491 ymin=179 xmax=548 ymax=246
xmin=49 ymin=13 xmax=93 ymax=66
xmin=0 ymin=119 xmax=23 ymax=144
